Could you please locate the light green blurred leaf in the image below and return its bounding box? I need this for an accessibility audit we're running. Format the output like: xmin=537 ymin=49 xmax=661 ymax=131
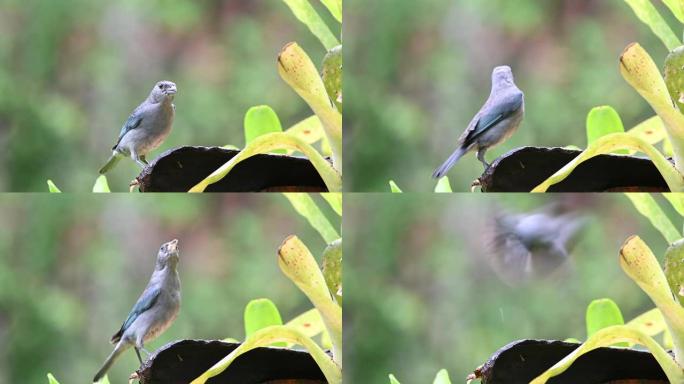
xmin=389 ymin=374 xmax=401 ymax=384
xmin=320 ymin=193 xmax=342 ymax=216
xmin=282 ymin=0 xmax=340 ymax=50
xmin=244 ymin=298 xmax=286 ymax=347
xmin=586 ymin=106 xmax=627 ymax=154
xmin=627 ymin=308 xmax=667 ymax=337
xmin=624 ymin=0 xmax=681 ymax=50
xmin=92 ymin=175 xmax=110 ymax=193
xmin=47 ymin=180 xmax=61 ymax=193
xmin=626 ymin=194 xmax=681 ymax=243
xmin=586 ymin=298 xmax=627 ymax=347
xmin=244 ymin=106 xmax=285 ymax=155
xmin=433 ymin=369 xmax=452 ymax=384
xmin=47 ymin=374 xmax=60 ymax=384
xmin=533 ymin=133 xmax=684 ymax=192
xmin=434 ymin=177 xmax=452 ymax=193
xmin=663 ymin=193 xmax=684 ymax=217
xmin=189 ymin=132 xmax=341 ymax=192
xmin=389 ymin=180 xmax=403 ymax=193
xmin=286 ymin=308 xmax=326 ymax=339
xmin=319 ymin=0 xmax=342 ymax=22
xmin=530 ymin=325 xmax=683 ymax=383
xmin=283 ymin=193 xmax=340 ymax=243
xmin=663 ymin=0 xmax=684 ymax=23
xmin=191 ymin=326 xmax=341 ymax=384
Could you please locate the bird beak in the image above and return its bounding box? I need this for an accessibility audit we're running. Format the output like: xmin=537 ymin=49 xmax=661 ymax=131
xmin=168 ymin=239 xmax=179 ymax=252
xmin=165 ymin=85 xmax=177 ymax=95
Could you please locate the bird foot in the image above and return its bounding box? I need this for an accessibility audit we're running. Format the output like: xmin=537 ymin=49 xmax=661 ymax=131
xmin=128 ymin=371 xmax=140 ymax=383
xmin=129 ymin=178 xmax=140 ymax=192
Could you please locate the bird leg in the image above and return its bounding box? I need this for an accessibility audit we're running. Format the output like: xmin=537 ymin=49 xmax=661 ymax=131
xmin=476 ymin=148 xmax=490 ymax=169
xmin=134 ymin=347 xmax=143 ymax=365
xmin=131 ymin=150 xmax=148 ymax=169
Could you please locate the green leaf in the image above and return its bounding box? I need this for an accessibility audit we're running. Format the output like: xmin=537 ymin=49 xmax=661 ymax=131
xmin=433 ymin=369 xmax=452 ymax=384
xmin=322 ymin=45 xmax=343 ymax=112
xmin=278 ymin=42 xmax=342 ymax=172
xmin=319 ymin=0 xmax=342 ymax=23
xmin=624 ymin=0 xmax=681 ymax=50
xmin=663 ymin=0 xmax=684 ymax=23
xmin=244 ymin=106 xmax=285 ymax=155
xmin=665 ymin=239 xmax=684 ymax=303
xmin=621 ymin=43 xmax=684 ymax=172
xmin=627 ymin=116 xmax=667 ymax=145
xmin=620 ymin=236 xmax=684 ymax=364
xmin=47 ymin=374 xmax=60 ymax=384
xmin=320 ymin=193 xmax=342 ymax=216
xmin=278 ymin=236 xmax=342 ymax=364
xmin=530 ymin=325 xmax=684 ymax=384
xmin=244 ymin=299 xmax=286 ymax=347
xmin=189 ymin=132 xmax=341 ymax=192
xmin=286 ymin=116 xmax=326 ymax=146
xmin=533 ymin=133 xmax=684 ymax=192
xmin=663 ymin=193 xmax=684 ymax=217
xmin=389 ymin=374 xmax=401 ymax=384
xmin=92 ymin=175 xmax=111 ymax=193
xmin=627 ymin=308 xmax=667 ymax=337
xmin=586 ymin=298 xmax=627 ymax=347
xmin=586 ymin=106 xmax=627 ymax=154
xmin=283 ymin=193 xmax=340 ymax=243
xmin=47 ymin=180 xmax=62 ymax=193
xmin=434 ymin=177 xmax=453 ymax=193
xmin=285 ymin=308 xmax=326 ymax=339
xmin=191 ymin=326 xmax=341 ymax=384
xmin=625 ymin=194 xmax=681 ymax=244
xmin=322 ymin=238 xmax=342 ymax=304
xmin=281 ymin=0 xmax=340 ymax=50
xmin=389 ymin=180 xmax=403 ymax=193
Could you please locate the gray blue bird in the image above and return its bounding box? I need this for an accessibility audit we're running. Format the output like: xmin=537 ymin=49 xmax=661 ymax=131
xmin=93 ymin=239 xmax=181 ymax=383
xmin=433 ymin=66 xmax=524 ymax=178
xmin=489 ymin=206 xmax=584 ymax=285
xmin=99 ymin=81 xmax=177 ymax=174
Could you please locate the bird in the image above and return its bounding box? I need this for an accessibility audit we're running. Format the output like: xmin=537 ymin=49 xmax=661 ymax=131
xmin=99 ymin=81 xmax=177 ymax=174
xmin=93 ymin=239 xmax=181 ymax=382
xmin=488 ymin=206 xmax=584 ymax=285
xmin=433 ymin=66 xmax=524 ymax=178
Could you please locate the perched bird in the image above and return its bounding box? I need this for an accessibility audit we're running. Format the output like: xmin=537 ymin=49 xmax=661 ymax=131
xmin=99 ymin=81 xmax=177 ymax=174
xmin=433 ymin=66 xmax=524 ymax=178
xmin=488 ymin=206 xmax=584 ymax=285
xmin=93 ymin=239 xmax=181 ymax=382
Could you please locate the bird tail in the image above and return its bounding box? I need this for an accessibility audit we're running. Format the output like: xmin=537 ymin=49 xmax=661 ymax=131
xmin=432 ymin=147 xmax=467 ymax=179
xmin=93 ymin=340 xmax=130 ymax=382
xmin=99 ymin=152 xmax=122 ymax=174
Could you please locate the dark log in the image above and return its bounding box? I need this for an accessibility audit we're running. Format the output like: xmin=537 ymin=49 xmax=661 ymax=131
xmin=478 ymin=147 xmax=670 ymax=192
xmin=473 ymin=339 xmax=668 ymax=384
xmin=136 ymin=146 xmax=328 ymax=192
xmin=137 ymin=339 xmax=326 ymax=384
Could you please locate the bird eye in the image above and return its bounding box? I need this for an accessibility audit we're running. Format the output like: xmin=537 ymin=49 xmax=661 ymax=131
xmin=158 ymin=84 xmax=163 ymax=89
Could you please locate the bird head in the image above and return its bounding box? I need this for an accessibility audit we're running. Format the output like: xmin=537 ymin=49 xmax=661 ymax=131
xmin=491 ymin=66 xmax=514 ymax=86
xmin=156 ymin=239 xmax=180 ymax=269
xmin=149 ymin=81 xmax=177 ymax=103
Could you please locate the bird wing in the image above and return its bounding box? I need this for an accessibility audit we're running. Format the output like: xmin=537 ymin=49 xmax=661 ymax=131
xmin=112 ymin=108 xmax=144 ymax=150
xmin=110 ymin=286 xmax=160 ymax=343
xmin=461 ymin=92 xmax=523 ymax=148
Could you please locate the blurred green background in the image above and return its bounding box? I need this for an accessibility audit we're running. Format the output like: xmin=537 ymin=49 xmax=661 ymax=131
xmin=0 ymin=193 xmax=339 ymax=383
xmin=345 ymin=194 xmax=678 ymax=382
xmin=0 ymin=0 xmax=336 ymax=191
xmin=345 ymin=0 xmax=677 ymax=191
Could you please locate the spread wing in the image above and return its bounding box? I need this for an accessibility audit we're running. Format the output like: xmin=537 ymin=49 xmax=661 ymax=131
xmin=460 ymin=92 xmax=523 ymax=148
xmin=112 ymin=109 xmax=144 ymax=150
xmin=110 ymin=286 xmax=160 ymax=343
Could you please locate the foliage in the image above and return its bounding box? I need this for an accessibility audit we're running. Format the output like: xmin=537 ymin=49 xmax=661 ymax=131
xmin=191 ymin=0 xmax=343 ymax=192
xmin=535 ymin=0 xmax=684 ymax=192
xmin=191 ymin=193 xmax=342 ymax=383
xmin=530 ymin=194 xmax=684 ymax=383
